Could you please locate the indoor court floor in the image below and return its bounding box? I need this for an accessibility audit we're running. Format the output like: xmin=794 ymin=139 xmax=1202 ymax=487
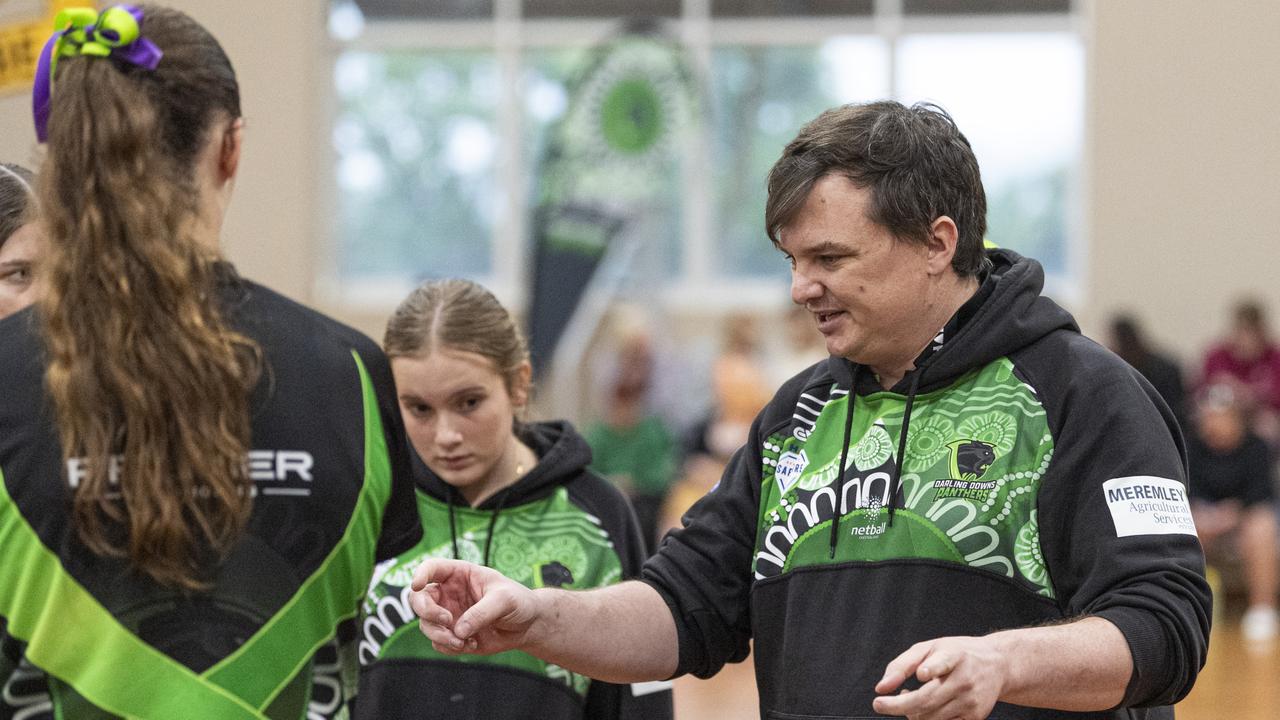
xmin=671 ymin=622 xmax=1279 ymax=719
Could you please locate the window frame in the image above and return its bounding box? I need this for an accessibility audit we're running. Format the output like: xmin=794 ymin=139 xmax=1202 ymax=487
xmin=317 ymin=0 xmax=1088 ymax=315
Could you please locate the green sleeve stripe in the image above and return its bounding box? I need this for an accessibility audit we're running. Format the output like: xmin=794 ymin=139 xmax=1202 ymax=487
xmin=201 ymin=350 xmax=393 ymax=709
xmin=0 ymin=477 xmax=265 ymax=719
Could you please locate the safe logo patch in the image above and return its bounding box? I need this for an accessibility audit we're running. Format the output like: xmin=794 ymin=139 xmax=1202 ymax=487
xmin=774 ymin=449 xmax=809 ymax=495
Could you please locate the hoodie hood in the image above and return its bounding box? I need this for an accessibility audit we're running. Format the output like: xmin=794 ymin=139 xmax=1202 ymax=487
xmin=920 ymin=248 xmax=1077 ymax=389
xmin=412 ymin=419 xmax=594 ymax=510
xmin=413 ymin=419 xmax=595 ymax=568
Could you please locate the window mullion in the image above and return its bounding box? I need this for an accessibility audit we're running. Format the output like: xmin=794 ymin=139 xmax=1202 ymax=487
xmin=494 ymin=0 xmax=524 ymax=305
xmin=876 ymin=0 xmax=903 ymax=97
xmin=681 ymin=0 xmax=713 ymax=285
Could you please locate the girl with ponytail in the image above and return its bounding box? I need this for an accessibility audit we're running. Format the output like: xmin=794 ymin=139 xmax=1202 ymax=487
xmin=37 ymin=3 xmax=257 ymax=592
xmin=0 ymin=5 xmax=421 ymax=718
xmin=354 ymin=279 xmax=673 ymax=719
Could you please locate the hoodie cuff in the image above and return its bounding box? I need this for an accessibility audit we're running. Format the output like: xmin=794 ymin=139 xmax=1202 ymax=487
xmin=638 ymin=577 xmax=696 ymax=680
xmin=1092 ymin=606 xmax=1176 ymax=707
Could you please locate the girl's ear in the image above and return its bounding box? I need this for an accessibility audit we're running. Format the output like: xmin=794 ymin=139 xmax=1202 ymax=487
xmin=220 ymin=117 xmax=245 ymax=183
xmin=510 ymin=360 xmax=533 ymax=409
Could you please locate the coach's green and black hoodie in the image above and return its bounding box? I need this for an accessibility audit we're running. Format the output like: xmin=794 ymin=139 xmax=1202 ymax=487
xmin=642 ymin=249 xmax=1210 ymax=719
xmin=0 ymin=266 xmax=422 ymax=720
xmin=354 ymin=420 xmax=674 ymax=720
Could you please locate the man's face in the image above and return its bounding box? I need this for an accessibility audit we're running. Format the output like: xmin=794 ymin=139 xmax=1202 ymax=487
xmin=777 ymin=174 xmax=933 ymax=369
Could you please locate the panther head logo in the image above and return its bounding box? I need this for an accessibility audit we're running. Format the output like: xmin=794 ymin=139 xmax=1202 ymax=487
xmin=539 ymin=561 xmax=575 ymax=588
xmin=947 ymin=439 xmax=997 ymax=480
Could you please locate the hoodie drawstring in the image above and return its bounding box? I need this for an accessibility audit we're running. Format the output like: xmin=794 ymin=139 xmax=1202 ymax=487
xmin=887 ymin=371 xmax=922 ymax=527
xmin=446 ymin=484 xmax=508 ymax=568
xmin=482 ymin=492 xmax=508 ymax=568
xmin=828 ymin=363 xmax=860 ymax=559
xmin=446 ymin=485 xmax=462 ymax=560
xmin=827 ymin=361 xmax=926 ymax=557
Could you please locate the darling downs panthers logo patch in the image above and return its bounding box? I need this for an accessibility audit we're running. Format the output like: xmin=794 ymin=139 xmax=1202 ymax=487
xmin=933 ymin=439 xmax=998 ymax=501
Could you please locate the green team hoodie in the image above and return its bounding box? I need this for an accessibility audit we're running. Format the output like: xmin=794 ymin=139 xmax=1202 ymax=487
xmin=642 ymin=249 xmax=1210 ymax=719
xmin=0 ymin=267 xmax=422 ymax=720
xmin=354 ymin=420 xmax=673 ymax=720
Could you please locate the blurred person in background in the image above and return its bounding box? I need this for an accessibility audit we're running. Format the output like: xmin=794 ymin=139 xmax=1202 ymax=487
xmin=358 ymin=278 xmax=672 ymax=719
xmin=1201 ymin=299 xmax=1280 ymax=445
xmin=716 ymin=311 xmax=765 ymax=384
xmin=585 ymin=327 xmax=678 ymax=554
xmin=0 ymin=6 xmax=422 ymax=717
xmin=406 ymin=101 xmax=1208 ymax=720
xmin=1108 ymin=313 xmax=1188 ymax=431
xmin=681 ymin=311 xmax=770 ymax=462
xmin=660 ymin=314 xmax=772 ymax=535
xmin=659 ymin=344 xmax=771 ymax=538
xmin=1188 ymin=384 xmax=1279 ymax=643
xmin=0 ymin=164 xmax=42 ymax=320
xmin=768 ymin=302 xmax=829 ymax=389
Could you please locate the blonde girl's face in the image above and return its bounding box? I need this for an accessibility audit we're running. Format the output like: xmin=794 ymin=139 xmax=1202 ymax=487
xmin=0 ymin=223 xmax=42 ymax=321
xmin=391 ymin=349 xmax=529 ymax=504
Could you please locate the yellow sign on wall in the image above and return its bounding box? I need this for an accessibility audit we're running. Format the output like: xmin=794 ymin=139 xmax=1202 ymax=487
xmin=0 ymin=0 xmax=88 ymax=95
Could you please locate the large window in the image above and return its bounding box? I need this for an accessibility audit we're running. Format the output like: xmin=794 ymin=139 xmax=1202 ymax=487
xmin=334 ymin=50 xmax=499 ymax=283
xmin=711 ymin=39 xmax=890 ymax=277
xmin=323 ymin=0 xmax=1084 ymax=306
xmin=896 ymin=32 xmax=1083 ymax=279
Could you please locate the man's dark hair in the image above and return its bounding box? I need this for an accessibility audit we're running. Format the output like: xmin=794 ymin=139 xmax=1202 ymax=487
xmin=766 ymin=101 xmax=990 ymax=277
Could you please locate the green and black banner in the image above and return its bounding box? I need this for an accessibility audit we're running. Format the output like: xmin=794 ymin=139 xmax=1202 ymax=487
xmin=526 ymin=21 xmax=695 ymax=376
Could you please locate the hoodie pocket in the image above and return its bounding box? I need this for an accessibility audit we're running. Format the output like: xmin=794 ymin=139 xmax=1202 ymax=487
xmin=355 ymin=659 xmax=585 ymax=720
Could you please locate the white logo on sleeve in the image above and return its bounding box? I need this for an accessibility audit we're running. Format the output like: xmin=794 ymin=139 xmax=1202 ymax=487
xmin=1103 ymin=476 xmax=1197 ymax=537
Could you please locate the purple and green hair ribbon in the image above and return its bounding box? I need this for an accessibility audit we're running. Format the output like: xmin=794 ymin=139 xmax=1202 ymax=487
xmin=32 ymin=4 xmax=164 ymax=143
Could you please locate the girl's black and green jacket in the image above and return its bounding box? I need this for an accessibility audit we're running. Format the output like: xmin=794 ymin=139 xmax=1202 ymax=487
xmin=0 ymin=267 xmax=422 ymax=719
xmin=354 ymin=420 xmax=674 ymax=720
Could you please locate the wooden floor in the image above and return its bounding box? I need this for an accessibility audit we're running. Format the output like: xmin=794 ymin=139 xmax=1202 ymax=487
xmin=671 ymin=623 xmax=1279 ymax=719
xmin=1176 ymin=623 xmax=1278 ymax=720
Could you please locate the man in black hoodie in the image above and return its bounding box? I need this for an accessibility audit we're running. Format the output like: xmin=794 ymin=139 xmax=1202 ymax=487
xmin=408 ymin=102 xmax=1210 ymax=720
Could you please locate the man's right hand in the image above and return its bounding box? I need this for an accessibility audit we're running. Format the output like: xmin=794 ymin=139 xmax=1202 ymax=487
xmin=412 ymin=560 xmax=680 ymax=682
xmin=409 ymin=559 xmax=542 ymax=656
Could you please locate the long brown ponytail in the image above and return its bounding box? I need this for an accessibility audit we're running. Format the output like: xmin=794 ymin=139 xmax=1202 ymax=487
xmin=37 ymin=5 xmax=259 ymax=590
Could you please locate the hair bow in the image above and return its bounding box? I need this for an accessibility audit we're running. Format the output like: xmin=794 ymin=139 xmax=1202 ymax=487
xmin=32 ymin=4 xmax=164 ymax=143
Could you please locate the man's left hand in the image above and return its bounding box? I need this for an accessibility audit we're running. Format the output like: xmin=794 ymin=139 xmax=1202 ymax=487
xmin=871 ymin=635 xmax=1009 ymax=720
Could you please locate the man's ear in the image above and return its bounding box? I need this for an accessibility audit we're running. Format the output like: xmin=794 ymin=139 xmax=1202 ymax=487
xmin=926 ymin=215 xmax=960 ymax=275
xmin=219 ymin=117 xmax=245 ymax=183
